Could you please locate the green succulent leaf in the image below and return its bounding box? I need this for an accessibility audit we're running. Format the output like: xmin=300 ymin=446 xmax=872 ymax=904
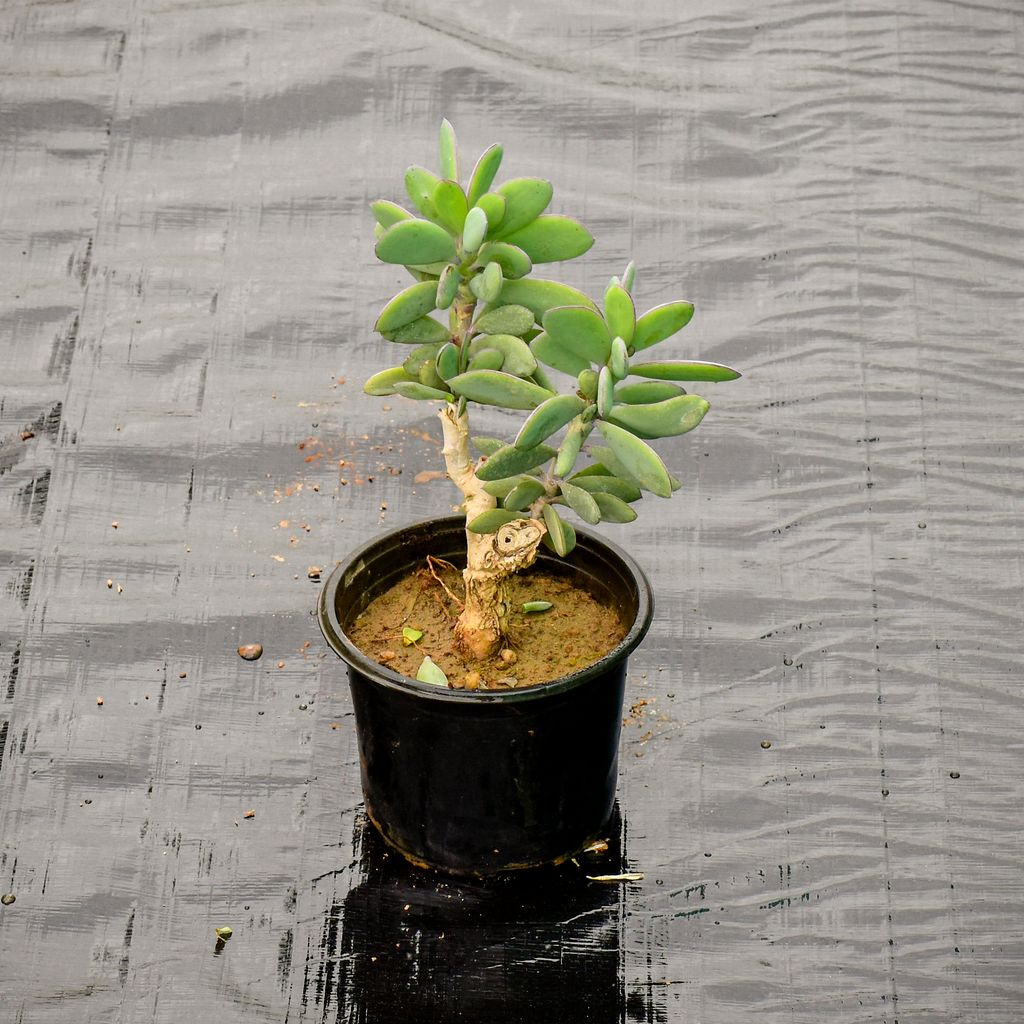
xmin=476 ymin=192 xmax=507 ymax=229
xmin=470 ymin=261 xmax=503 ymax=303
xmin=503 ymin=477 xmax=547 ymax=511
xmin=438 ymin=118 xmax=459 ymax=182
xmin=610 ymin=336 xmax=630 ymax=380
xmin=568 ymin=474 xmax=642 ymax=503
xmin=472 ymin=436 xmax=505 ymax=456
xmin=587 ymin=447 xmax=643 ymax=490
xmin=462 ymin=206 xmax=488 ymax=252
xmin=381 ymin=315 xmax=451 ymax=344
xmin=371 ymin=200 xmax=414 ymax=228
xmin=402 ymin=342 xmax=443 ymax=375
xmin=468 ymin=333 xmax=536 ymax=377
xmin=530 ymin=331 xmax=592 ymax=376
xmin=476 ymin=442 xmax=557 ymax=481
xmin=482 ymin=474 xmax=528 ymax=498
xmin=404 ymin=165 xmax=443 ymax=221
xmin=435 ymin=342 xmax=460 ymax=381
xmin=393 ymin=381 xmax=454 ymax=402
xmin=416 ymin=655 xmax=449 ymax=686
xmin=436 ymin=265 xmax=459 ymax=309
xmin=473 ymin=241 xmax=532 ymax=280
xmin=591 ymin=491 xmax=638 ymax=523
xmin=496 ymin=278 xmax=598 ymax=320
xmin=363 ymin=366 xmax=416 ymax=396
xmin=402 ymin=626 xmax=423 ymax=646
xmin=542 ymin=503 xmax=576 ymax=557
xmin=475 ymin=304 xmax=535 ymax=337
xmin=522 ymin=600 xmax=553 ymax=613
xmin=607 ymin=395 xmax=710 ymax=439
xmin=621 ymin=261 xmax=637 ymax=293
xmin=604 ymin=283 xmax=636 ymax=345
xmin=530 ymin=364 xmax=556 ymax=392
xmin=468 ymin=347 xmax=505 ymax=371
xmin=375 ymin=219 xmax=457 ymax=266
xmin=597 ymin=365 xmax=614 ymax=418
xmin=433 ymin=179 xmax=469 ymax=235
xmin=553 ymin=417 xmax=588 ymax=477
xmin=543 ymin=306 xmax=612 ymax=364
xmin=576 ymin=369 xmax=599 ymax=401
xmin=493 ymin=177 xmax=554 ymax=236
xmin=448 ymin=369 xmax=554 ymax=410
xmin=467 ymin=144 xmax=503 ymax=206
xmin=514 ymin=393 xmax=587 ymax=449
xmin=468 ymin=508 xmax=526 ymax=534
xmin=614 ymin=380 xmax=687 ymax=404
xmin=631 ymin=301 xmax=694 ymax=351
xmin=595 ymin=421 xmax=673 ymax=498
xmin=375 ymin=281 xmax=440 ymax=334
xmin=560 ymin=480 xmax=601 ymax=525
xmin=502 ymin=215 xmax=594 ymax=263
xmin=629 ymin=360 xmax=742 ymax=382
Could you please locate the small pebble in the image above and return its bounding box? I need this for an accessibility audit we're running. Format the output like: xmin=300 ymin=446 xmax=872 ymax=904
xmin=379 ymin=649 xmax=396 ymax=663
xmin=116 ymin=585 xmax=123 ymax=594
xmin=464 ymin=671 xmax=481 ymax=691
xmin=243 ymin=809 xmax=255 ymax=819
xmin=96 ymin=697 xmax=104 ymax=706
xmin=179 ymin=672 xmax=187 ymax=679
xmin=1 ymin=893 xmax=15 ymax=906
xmin=760 ymin=739 xmax=771 ymax=749
xmin=238 ymin=644 xmax=263 ymax=661
xmin=106 ymin=579 xmax=113 ymax=589
xmin=277 ymin=661 xmax=285 ymax=669
xmin=949 ymin=771 xmax=960 ymax=780
xmin=215 ymin=926 xmax=233 ymax=940
xmin=500 ymin=649 xmax=518 ymax=665
xmin=111 ymin=521 xmax=119 ymax=529
xmin=307 ymin=566 xmax=322 ymax=580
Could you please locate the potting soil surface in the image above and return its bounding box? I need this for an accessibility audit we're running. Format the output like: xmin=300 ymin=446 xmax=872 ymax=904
xmin=3 ymin=2 xmax=1024 ymax=1022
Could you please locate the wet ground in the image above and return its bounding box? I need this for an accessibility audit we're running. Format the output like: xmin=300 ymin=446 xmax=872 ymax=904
xmin=2 ymin=1 xmax=1023 ymax=1021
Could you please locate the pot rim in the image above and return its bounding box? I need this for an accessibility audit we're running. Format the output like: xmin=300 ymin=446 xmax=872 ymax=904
xmin=318 ymin=515 xmax=653 ymax=705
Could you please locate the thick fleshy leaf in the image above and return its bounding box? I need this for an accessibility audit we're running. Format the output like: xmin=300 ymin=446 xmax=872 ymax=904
xmin=436 ymin=265 xmax=459 ymax=309
xmin=402 ymin=342 xmax=443 ymax=376
xmin=514 ymin=393 xmax=587 ymax=449
xmin=568 ymin=474 xmax=642 ymax=503
xmin=417 ymin=358 xmax=448 ymax=391
xmin=614 ymin=380 xmax=687 ymax=404
xmin=435 ymin=342 xmax=460 ymax=381
xmin=469 ymin=261 xmax=503 ymax=303
xmin=576 ymin=369 xmax=599 ymax=401
xmin=553 ymin=417 xmax=588 ymax=477
xmin=595 ymin=421 xmax=673 ymax=498
xmin=543 ymin=305 xmax=611 ymax=364
xmin=468 ymin=508 xmax=525 ymax=534
xmin=530 ymin=331 xmax=591 ymax=376
xmin=468 ymin=348 xmax=505 ymax=371
xmin=433 ymin=179 xmax=469 ymax=235
xmin=560 ymin=480 xmax=601 ymax=525
xmin=472 ymin=436 xmax=505 ymax=456
xmin=462 ymin=206 xmax=488 ymax=252
xmin=393 ymin=380 xmax=454 ymax=402
xmin=604 ymin=284 xmax=636 ymax=345
xmin=496 ymin=278 xmax=598 ymax=320
xmin=475 ymin=304 xmax=535 ymax=337
xmin=382 ymin=315 xmax=450 ymax=344
xmin=530 ymin=365 xmax=556 ymax=392
xmin=632 ymin=301 xmax=694 ymax=351
xmin=448 ymin=369 xmax=554 ymax=410
xmin=591 ymin=492 xmax=638 ymax=523
xmin=473 ymin=241 xmax=532 ymax=280
xmin=587 ymin=447 xmax=643 ymax=490
xmin=370 ymin=200 xmax=414 ymax=228
xmin=522 ymin=600 xmax=553 ymax=613
xmin=438 ymin=119 xmax=459 ymax=182
xmin=482 ymin=474 xmax=528 ymax=498
xmin=476 ymin=192 xmax=507 ymax=229
xmin=607 ymin=395 xmax=710 ymax=439
xmin=476 ymin=443 xmax=557 ymax=482
xmin=364 ymin=366 xmax=415 ymax=396
xmin=376 ymin=219 xmax=457 ymax=266
xmin=542 ymin=504 xmax=576 ymax=557
xmin=503 ymin=215 xmax=594 ymax=263
xmin=404 ymin=165 xmax=442 ymax=221
xmin=610 ymin=336 xmax=629 ymax=380
xmin=416 ymin=655 xmax=449 ymax=686
xmin=621 ymin=261 xmax=637 ymax=293
xmin=467 ymin=144 xmax=503 ymax=206
xmin=375 ymin=282 xmax=440 ymax=333
xmin=503 ymin=477 xmax=547 ymax=511
xmin=629 ymin=360 xmax=742 ymax=382
xmin=494 ymin=177 xmax=554 ymax=236
xmin=468 ymin=333 xmax=536 ymax=377
xmin=597 ymin=365 xmax=614 ymax=418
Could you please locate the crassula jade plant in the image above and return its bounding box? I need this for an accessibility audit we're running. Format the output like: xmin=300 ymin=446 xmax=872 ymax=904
xmin=364 ymin=121 xmax=740 ymax=666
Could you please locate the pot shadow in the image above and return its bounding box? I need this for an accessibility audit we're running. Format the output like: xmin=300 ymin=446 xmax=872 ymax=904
xmin=308 ymin=807 xmax=632 ymax=1024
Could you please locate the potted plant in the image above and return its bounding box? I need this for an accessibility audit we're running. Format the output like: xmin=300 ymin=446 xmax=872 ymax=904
xmin=318 ymin=121 xmax=740 ymax=876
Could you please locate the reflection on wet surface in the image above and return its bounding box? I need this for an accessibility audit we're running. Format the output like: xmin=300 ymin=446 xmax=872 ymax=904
xmin=2 ymin=0 xmax=1024 ymax=1020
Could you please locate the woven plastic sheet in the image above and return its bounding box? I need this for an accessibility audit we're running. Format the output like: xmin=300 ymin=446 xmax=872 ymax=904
xmin=2 ymin=1 xmax=1022 ymax=1020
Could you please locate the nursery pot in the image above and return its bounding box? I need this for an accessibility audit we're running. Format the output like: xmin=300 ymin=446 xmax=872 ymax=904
xmin=317 ymin=515 xmax=653 ymax=876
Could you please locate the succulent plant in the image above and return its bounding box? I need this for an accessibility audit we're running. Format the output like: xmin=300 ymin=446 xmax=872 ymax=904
xmin=364 ymin=120 xmax=740 ymax=661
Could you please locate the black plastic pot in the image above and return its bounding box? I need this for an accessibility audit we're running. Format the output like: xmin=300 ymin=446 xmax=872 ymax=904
xmin=317 ymin=516 xmax=653 ymax=876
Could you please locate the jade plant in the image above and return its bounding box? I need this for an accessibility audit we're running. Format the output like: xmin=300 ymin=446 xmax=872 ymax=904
xmin=363 ymin=121 xmax=740 ymax=663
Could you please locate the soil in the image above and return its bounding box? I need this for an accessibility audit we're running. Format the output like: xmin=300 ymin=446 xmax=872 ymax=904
xmin=347 ymin=560 xmax=628 ymax=689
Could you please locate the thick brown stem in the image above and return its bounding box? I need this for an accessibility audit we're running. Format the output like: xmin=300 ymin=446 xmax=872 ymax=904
xmin=438 ymin=405 xmax=546 ymax=660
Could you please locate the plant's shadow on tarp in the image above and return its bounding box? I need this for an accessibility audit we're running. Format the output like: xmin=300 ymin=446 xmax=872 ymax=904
xmin=306 ymin=807 xmax=648 ymax=1024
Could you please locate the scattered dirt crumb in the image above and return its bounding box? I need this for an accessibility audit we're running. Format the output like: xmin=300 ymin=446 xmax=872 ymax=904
xmin=243 ymin=809 xmax=256 ymax=819
xmin=238 ymin=644 xmax=263 ymax=661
